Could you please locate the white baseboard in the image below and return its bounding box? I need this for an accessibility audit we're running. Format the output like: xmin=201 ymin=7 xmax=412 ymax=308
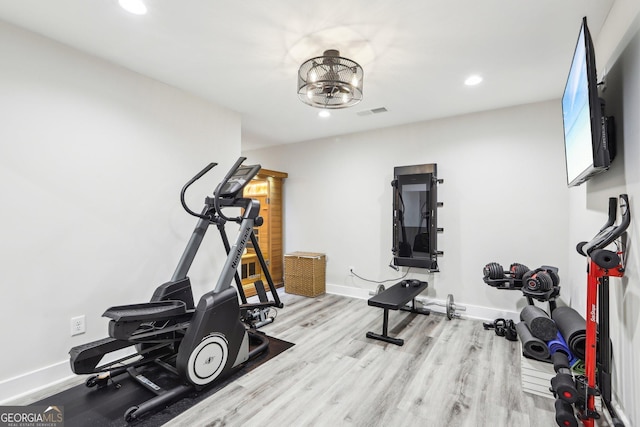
xmin=326 ymin=283 xmax=520 ymax=322
xmin=0 ymin=360 xmax=74 ymax=404
xmin=325 ymin=283 xmax=371 ymax=300
xmin=0 ymin=344 xmax=139 ymax=405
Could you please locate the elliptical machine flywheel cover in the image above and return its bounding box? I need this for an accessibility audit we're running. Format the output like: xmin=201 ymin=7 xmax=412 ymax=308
xmin=186 ymin=333 xmax=229 ymax=386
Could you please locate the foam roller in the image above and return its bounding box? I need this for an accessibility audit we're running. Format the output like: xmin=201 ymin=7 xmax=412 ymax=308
xmin=520 ymin=305 xmax=558 ymax=341
xmin=516 ymin=321 xmax=550 ymax=361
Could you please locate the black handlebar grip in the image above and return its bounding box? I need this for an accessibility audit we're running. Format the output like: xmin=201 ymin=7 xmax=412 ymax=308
xmin=192 ymin=162 xmax=217 ymax=181
xmin=598 ymin=194 xmax=631 ymax=249
xmin=579 ymin=194 xmax=632 ymax=255
xmin=601 ymin=197 xmax=617 ymax=230
xmin=619 ymin=194 xmax=630 ymax=229
xmin=221 ymin=157 xmax=247 ymax=182
xmin=180 ymin=162 xmax=217 ymax=220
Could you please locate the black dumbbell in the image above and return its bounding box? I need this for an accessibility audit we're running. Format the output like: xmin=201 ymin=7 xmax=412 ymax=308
xmin=523 ymin=267 xmax=559 ymax=292
xmin=483 ymin=262 xmax=504 ymax=280
xmin=509 ymin=263 xmax=529 ymax=280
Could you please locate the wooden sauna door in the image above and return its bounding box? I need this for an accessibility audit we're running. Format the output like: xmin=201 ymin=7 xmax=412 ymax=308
xmin=240 ymin=169 xmax=287 ymax=297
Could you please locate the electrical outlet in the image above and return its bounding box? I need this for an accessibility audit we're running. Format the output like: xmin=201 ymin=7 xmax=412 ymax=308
xmin=71 ymin=315 xmax=86 ymax=336
xmin=348 ymin=266 xmax=355 ymax=275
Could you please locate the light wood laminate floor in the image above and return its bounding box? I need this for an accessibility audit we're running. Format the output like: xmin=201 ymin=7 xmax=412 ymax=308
xmin=166 ymin=292 xmax=559 ymax=427
xmin=13 ymin=292 xmax=613 ymax=426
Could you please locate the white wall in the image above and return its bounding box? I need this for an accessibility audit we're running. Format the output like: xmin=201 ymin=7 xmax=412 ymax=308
xmin=0 ymin=21 xmax=241 ymax=401
xmin=564 ymin=14 xmax=640 ymax=426
xmin=245 ymin=11 xmax=640 ymax=425
xmin=244 ymin=100 xmax=570 ymax=318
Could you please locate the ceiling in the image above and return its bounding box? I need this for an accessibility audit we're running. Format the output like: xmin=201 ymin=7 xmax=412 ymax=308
xmin=0 ymin=0 xmax=615 ymax=149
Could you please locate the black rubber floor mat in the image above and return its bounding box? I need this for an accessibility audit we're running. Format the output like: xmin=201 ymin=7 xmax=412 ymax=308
xmin=29 ymin=335 xmax=294 ymax=427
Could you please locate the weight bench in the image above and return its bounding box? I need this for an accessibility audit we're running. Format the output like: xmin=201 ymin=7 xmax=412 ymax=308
xmin=366 ymin=280 xmax=430 ymax=346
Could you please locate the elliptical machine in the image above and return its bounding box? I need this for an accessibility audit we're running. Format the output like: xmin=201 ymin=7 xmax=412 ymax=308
xmin=69 ymin=157 xmax=282 ymax=422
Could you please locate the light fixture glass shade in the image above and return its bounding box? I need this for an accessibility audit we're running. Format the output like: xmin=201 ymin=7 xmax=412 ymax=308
xmin=119 ymin=0 xmax=147 ymax=15
xmin=297 ymin=49 xmax=363 ymax=109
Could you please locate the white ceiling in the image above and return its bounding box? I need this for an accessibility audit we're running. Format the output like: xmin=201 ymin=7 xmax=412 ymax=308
xmin=0 ymin=0 xmax=615 ymax=149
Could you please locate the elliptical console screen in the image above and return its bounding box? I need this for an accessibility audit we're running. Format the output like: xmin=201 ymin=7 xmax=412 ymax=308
xmin=218 ymin=164 xmax=261 ymax=197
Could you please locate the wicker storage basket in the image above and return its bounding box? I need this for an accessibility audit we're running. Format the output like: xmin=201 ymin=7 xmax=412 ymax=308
xmin=284 ymin=252 xmax=326 ymax=297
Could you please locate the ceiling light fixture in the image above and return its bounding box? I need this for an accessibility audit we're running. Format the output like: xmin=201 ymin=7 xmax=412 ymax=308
xmin=318 ymin=110 xmax=331 ymax=118
xmin=298 ymin=49 xmax=363 ymax=109
xmin=119 ymin=0 xmax=147 ymax=15
xmin=464 ymin=75 xmax=483 ymax=86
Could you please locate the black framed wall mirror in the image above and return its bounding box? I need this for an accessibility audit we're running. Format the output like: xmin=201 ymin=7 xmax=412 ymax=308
xmin=391 ymin=163 xmax=442 ymax=270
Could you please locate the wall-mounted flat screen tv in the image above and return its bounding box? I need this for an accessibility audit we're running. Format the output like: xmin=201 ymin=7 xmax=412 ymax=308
xmin=562 ymin=17 xmax=614 ymax=187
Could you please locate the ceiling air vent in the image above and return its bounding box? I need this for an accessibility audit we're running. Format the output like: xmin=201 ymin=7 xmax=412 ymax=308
xmin=357 ymin=107 xmax=388 ymax=116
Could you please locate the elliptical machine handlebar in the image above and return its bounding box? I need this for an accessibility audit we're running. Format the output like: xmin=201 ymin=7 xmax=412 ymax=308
xmin=577 ymin=194 xmax=630 ymax=256
xmin=220 ymin=156 xmax=248 ymax=185
xmin=180 ymin=162 xmax=218 ymax=220
xmin=601 ymin=197 xmax=618 ymax=231
xmin=179 ymin=157 xmax=261 ymax=223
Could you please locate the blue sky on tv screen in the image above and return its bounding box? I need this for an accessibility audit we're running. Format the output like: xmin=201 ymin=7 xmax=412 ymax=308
xmin=562 ymin=27 xmax=591 ymax=183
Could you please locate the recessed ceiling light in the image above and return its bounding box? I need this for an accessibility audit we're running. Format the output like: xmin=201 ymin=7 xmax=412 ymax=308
xmin=119 ymin=0 xmax=147 ymax=15
xmin=318 ymin=110 xmax=331 ymax=118
xmin=464 ymin=75 xmax=483 ymax=86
